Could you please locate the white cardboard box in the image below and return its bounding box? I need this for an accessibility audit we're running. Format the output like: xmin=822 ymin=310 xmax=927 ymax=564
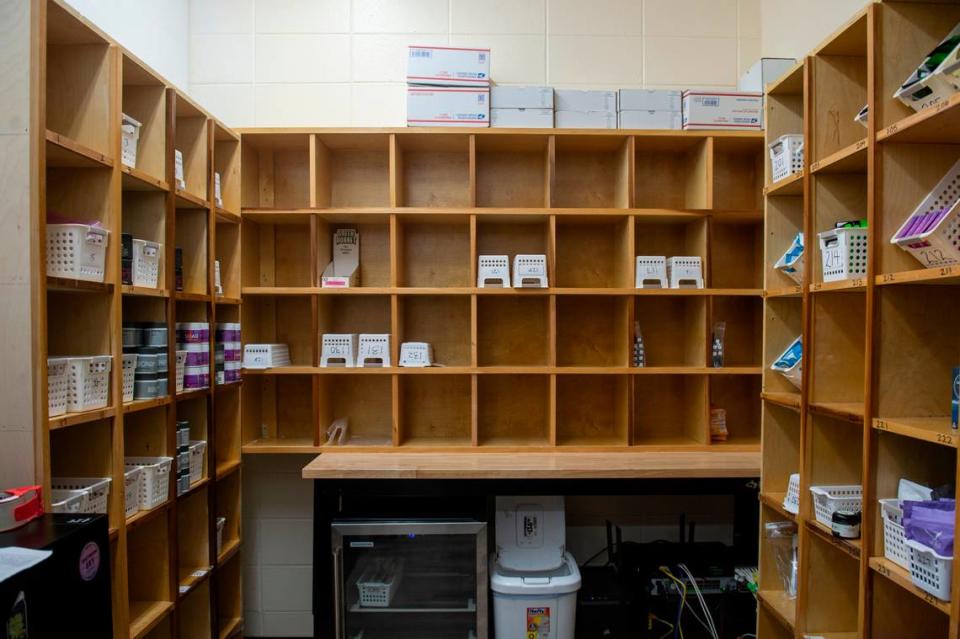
xmin=407 ymin=45 xmax=490 ymax=87
xmin=555 ymin=111 xmax=617 ymax=129
xmin=321 ymin=228 xmax=359 ymax=287
xmin=618 ymin=110 xmax=682 ymax=130
xmin=739 ymin=58 xmax=797 ymax=92
xmin=491 ymin=85 xmax=554 ymax=109
xmin=619 ymin=89 xmax=681 ymax=112
xmin=555 ymin=89 xmax=617 ymax=113
xmin=492 ymin=108 xmax=553 ymax=128
xmin=407 ymin=87 xmax=490 ymax=127
xmin=682 ymin=91 xmax=763 ymax=130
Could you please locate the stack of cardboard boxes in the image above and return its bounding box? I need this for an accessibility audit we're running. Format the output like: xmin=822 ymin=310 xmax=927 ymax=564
xmin=406 ymin=45 xmax=491 ymax=127
xmin=618 ymin=90 xmax=682 ymax=130
xmin=555 ymin=90 xmax=618 ymax=129
xmin=491 ymin=86 xmax=554 ymax=128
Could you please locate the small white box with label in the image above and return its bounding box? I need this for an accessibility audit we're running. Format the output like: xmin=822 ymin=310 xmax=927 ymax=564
xmin=407 ymin=46 xmax=490 ymax=87
xmin=491 ymin=86 xmax=554 ymax=109
xmin=121 ymin=113 xmax=142 ymax=168
xmin=635 ymin=256 xmax=668 ymax=288
xmin=357 ymin=334 xmax=391 ymax=367
xmin=478 ymin=255 xmax=510 ymax=288
xmin=399 ymin=342 xmax=434 ymax=368
xmin=321 ymin=334 xmax=358 ymax=368
xmin=492 ymin=108 xmax=553 ymax=128
xmin=407 ymin=87 xmax=489 ymax=127
xmin=174 ymin=149 xmax=186 ymax=190
xmin=321 ymin=228 xmax=360 ymax=287
xmin=513 ymin=255 xmax=548 ymax=288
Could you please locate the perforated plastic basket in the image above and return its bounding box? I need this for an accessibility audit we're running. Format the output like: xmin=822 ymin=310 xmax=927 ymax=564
xmin=356 ymin=558 xmax=403 ymax=608
xmin=243 ymin=343 xmax=291 ymax=369
xmin=47 ymin=356 xmax=69 ymax=417
xmin=890 ymin=158 xmax=960 ymax=268
xmin=907 ymin=539 xmax=953 ymax=601
xmin=880 ymin=498 xmax=909 ymax=570
xmin=216 ymin=516 xmax=226 ymax=555
xmin=122 ymin=353 xmax=137 ymax=403
xmin=810 ymin=485 xmax=862 ymax=527
xmin=132 ymin=239 xmax=162 ymax=288
xmin=769 ymin=134 xmax=804 ymax=183
xmin=50 ymin=477 xmax=112 ymax=514
xmin=50 ymin=489 xmax=86 ymax=514
xmin=46 ymin=224 xmax=109 ymax=282
xmin=66 ymin=356 xmax=112 ymax=412
xmin=124 ymin=466 xmax=142 ymax=518
xmin=783 ymin=473 xmax=800 ymax=515
xmin=818 ymin=227 xmax=868 ymax=282
xmin=188 ymin=440 xmax=206 ymax=484
xmin=125 ymin=456 xmax=173 ymax=510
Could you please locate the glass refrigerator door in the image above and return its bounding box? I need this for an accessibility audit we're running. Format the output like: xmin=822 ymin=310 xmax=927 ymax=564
xmin=332 ymin=521 xmax=487 ymax=639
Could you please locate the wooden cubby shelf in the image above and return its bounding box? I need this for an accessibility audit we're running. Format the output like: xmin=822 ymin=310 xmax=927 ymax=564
xmin=760 ymin=4 xmax=960 ymax=638
xmin=33 ymin=3 xmax=244 ymax=636
xmin=236 ymin=128 xmax=765 ymax=455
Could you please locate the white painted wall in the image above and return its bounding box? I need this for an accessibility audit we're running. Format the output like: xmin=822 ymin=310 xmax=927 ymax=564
xmin=63 ymin=0 xmax=190 ymax=89
xmin=761 ymin=0 xmax=868 ymax=60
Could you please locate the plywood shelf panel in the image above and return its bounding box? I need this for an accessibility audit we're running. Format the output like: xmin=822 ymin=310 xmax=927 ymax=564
xmin=764 ymin=172 xmax=804 ymax=196
xmin=810 ymin=138 xmax=867 ymax=175
xmin=757 ymin=590 xmax=796 ymax=629
xmin=870 ymin=557 xmax=951 ymax=615
xmin=129 ymin=601 xmax=174 ymax=639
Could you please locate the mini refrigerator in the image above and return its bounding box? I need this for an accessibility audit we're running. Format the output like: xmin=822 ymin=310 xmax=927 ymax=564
xmin=0 ymin=514 xmax=112 ymax=638
xmin=331 ymin=520 xmax=487 ymax=639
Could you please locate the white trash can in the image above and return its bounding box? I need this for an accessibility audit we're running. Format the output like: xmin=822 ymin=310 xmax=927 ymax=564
xmin=491 ymin=551 xmax=581 ymax=639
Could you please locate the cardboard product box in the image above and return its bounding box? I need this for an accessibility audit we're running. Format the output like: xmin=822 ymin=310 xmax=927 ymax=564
xmin=618 ymin=110 xmax=682 ymax=130
xmin=682 ymin=91 xmax=763 ymax=130
xmin=407 ymin=45 xmax=490 ymax=87
xmin=618 ymin=89 xmax=681 ymax=112
xmin=321 ymin=228 xmax=360 ymax=287
xmin=492 ymin=108 xmax=554 ymax=128
xmin=407 ymin=87 xmax=490 ymax=127
xmin=555 ymin=110 xmax=617 ymax=129
xmin=491 ymin=85 xmax=554 ymax=109
xmin=555 ymin=89 xmax=617 ymax=113
xmin=739 ymin=58 xmax=797 ymax=92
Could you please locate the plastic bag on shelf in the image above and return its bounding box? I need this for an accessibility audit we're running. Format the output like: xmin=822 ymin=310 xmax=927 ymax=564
xmin=903 ymin=499 xmax=956 ymax=557
xmin=764 ymin=521 xmax=798 ymax=598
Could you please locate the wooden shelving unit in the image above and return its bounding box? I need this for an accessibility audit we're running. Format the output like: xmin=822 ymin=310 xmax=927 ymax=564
xmin=237 ymin=128 xmax=764 ymax=455
xmin=34 ymin=2 xmax=243 ymax=637
xmin=759 ymin=3 xmax=960 ymax=637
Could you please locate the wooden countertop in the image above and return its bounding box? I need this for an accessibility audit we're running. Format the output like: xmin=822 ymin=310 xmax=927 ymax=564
xmin=302 ymin=451 xmax=760 ymax=480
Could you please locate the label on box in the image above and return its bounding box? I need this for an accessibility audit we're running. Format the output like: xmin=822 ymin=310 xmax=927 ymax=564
xmin=408 ymin=45 xmax=490 ymax=87
xmin=214 ymin=172 xmax=223 ymax=207
xmin=491 ymin=86 xmax=554 ymax=109
xmin=322 ymin=228 xmax=360 ymax=287
xmin=618 ymin=110 xmax=682 ymax=130
xmin=407 ymin=87 xmax=489 ymax=127
xmin=682 ymin=91 xmax=763 ymax=130
xmin=526 ymin=607 xmax=551 ymax=638
xmin=491 ymin=108 xmax=553 ymax=128
xmin=619 ymin=89 xmax=681 ymax=112
xmin=174 ymin=149 xmax=186 ymax=190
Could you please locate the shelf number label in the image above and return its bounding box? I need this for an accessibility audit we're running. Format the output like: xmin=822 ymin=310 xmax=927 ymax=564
xmin=941 ymin=267 xmax=955 ymax=277
xmin=923 ymin=593 xmax=940 ymax=607
xmin=855 ymin=139 xmax=867 ymax=151
xmin=886 ymin=123 xmax=899 ymax=136
xmin=882 ymin=273 xmax=897 ymax=284
xmin=875 ymin=420 xmax=888 ymax=431
xmin=876 ymin=563 xmax=891 ymax=578
xmin=811 ymin=282 xmax=822 ymax=291
xmin=850 ymin=278 xmax=865 ymax=288
xmin=936 ymin=433 xmax=954 ymax=446
xmin=811 ymin=161 xmax=821 ymax=172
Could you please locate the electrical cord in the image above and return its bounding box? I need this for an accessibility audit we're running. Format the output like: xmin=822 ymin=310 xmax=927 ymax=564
xmin=678 ymin=563 xmax=719 ymax=639
xmin=659 ymin=566 xmax=715 ymax=638
xmin=658 ymin=567 xmax=685 ymax=639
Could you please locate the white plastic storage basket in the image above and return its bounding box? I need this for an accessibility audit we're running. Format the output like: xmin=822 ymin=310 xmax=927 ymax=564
xmin=880 ymin=498 xmax=909 ymax=570
xmin=132 ymin=239 xmax=162 ymax=288
xmin=124 ymin=466 xmax=143 ymax=518
xmin=46 ymin=224 xmax=109 ymax=282
xmin=125 ymin=456 xmax=173 ymax=510
xmin=50 ymin=489 xmax=86 ymax=513
xmin=783 ymin=473 xmax=800 ymax=515
xmin=216 ymin=516 xmax=226 ymax=554
xmin=769 ymin=134 xmax=804 ymax=183
xmin=50 ymin=477 xmax=112 ymax=514
xmin=356 ymin=558 xmax=404 ymax=608
xmin=907 ymin=539 xmax=953 ymax=601
xmin=810 ymin=485 xmax=862 ymax=527
xmin=66 ymin=356 xmax=112 ymax=412
xmin=818 ymin=227 xmax=868 ymax=282
xmin=889 ymin=158 xmax=960 ymax=268
xmin=122 ymin=353 xmax=137 ymax=403
xmin=188 ymin=440 xmax=206 ymax=484
xmin=47 ymin=356 xmax=69 ymax=417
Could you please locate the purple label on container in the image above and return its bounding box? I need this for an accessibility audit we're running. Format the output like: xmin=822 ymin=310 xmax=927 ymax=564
xmin=79 ymin=542 xmax=101 ymax=582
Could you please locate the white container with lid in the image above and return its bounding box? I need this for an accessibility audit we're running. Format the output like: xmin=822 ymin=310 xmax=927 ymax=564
xmin=495 ymin=496 xmax=566 ymax=572
xmin=491 ymin=551 xmax=581 ymax=639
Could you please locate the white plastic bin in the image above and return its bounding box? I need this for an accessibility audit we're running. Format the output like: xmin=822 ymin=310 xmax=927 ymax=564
xmin=889 ymin=157 xmax=960 ymax=268
xmin=47 ymin=356 xmax=69 ymax=417
xmin=46 ymin=224 xmax=109 ymax=282
xmin=769 ymin=134 xmax=804 ymax=183
xmin=132 ymin=239 xmax=162 ymax=288
xmin=491 ymin=551 xmax=581 ymax=639
xmin=818 ymin=227 xmax=868 ymax=282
